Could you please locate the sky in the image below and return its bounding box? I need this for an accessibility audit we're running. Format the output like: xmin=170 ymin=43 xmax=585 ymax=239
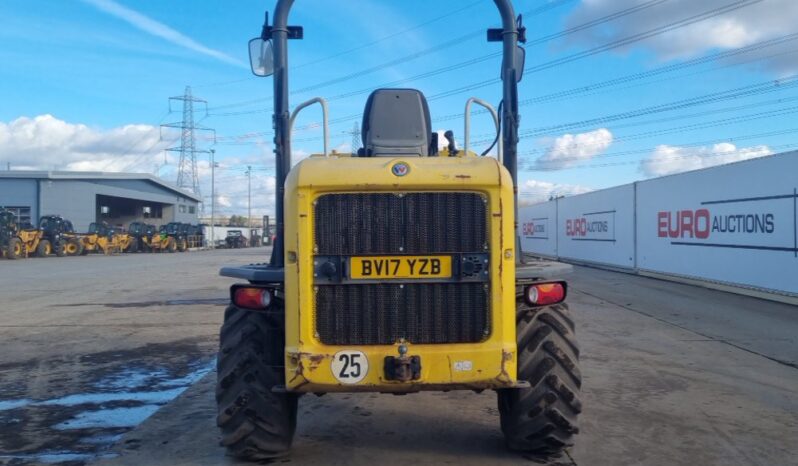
xmin=1 ymin=0 xmax=797 ymax=218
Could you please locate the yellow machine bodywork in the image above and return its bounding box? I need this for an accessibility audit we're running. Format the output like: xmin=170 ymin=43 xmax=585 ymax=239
xmin=283 ymin=154 xmax=518 ymax=393
xmin=81 ymin=232 xmax=131 ymax=254
xmin=18 ymin=229 xmax=47 ymax=256
xmin=145 ymin=233 xmax=177 ymax=252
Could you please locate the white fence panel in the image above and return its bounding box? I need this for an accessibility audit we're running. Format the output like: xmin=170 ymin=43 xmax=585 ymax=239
xmin=636 ymin=152 xmax=798 ymax=295
xmin=519 ymin=201 xmax=558 ymax=258
xmin=557 ymin=184 xmax=636 ymax=269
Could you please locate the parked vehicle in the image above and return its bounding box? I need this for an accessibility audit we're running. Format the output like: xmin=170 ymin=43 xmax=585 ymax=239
xmin=224 ymin=230 xmax=247 ymax=249
xmin=127 ymin=222 xmax=158 ymax=252
xmin=1 ymin=211 xmax=50 ymax=259
xmin=38 ymin=215 xmax=83 ymax=256
xmin=80 ymin=222 xmax=131 ymax=254
xmin=215 ymin=1 xmax=580 ymax=460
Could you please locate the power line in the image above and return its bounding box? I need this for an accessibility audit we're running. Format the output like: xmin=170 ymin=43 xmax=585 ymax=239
xmin=519 ymin=74 xmax=798 ymax=138
xmin=207 ymin=0 xmax=659 ymax=114
xmin=208 ymin=0 xmax=577 ymax=112
xmin=427 ymin=0 xmax=764 ymax=101
xmin=292 ymin=0 xmax=486 ymax=70
xmin=516 ymin=96 xmax=798 ymax=157
xmin=212 ymin=0 xmax=764 ymax=138
xmin=317 ymin=0 xmax=672 ymax=104
xmin=213 ymin=57 xmax=798 ymax=149
xmin=433 ymin=32 xmax=798 ymax=123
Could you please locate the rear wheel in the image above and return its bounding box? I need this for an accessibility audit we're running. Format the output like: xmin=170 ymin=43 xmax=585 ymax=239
xmin=7 ymin=238 xmax=23 ymax=259
xmin=64 ymin=240 xmax=80 ymax=256
xmin=36 ymin=239 xmax=52 ymax=257
xmin=178 ymin=238 xmax=188 ymax=252
xmin=498 ymin=303 xmax=582 ymax=455
xmin=216 ymin=304 xmax=297 ymax=460
xmin=54 ymin=240 xmax=67 ymax=257
xmin=166 ymin=237 xmax=177 ymax=253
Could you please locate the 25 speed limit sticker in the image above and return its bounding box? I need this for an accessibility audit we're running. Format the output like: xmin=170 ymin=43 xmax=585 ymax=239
xmin=331 ymin=350 xmax=368 ymax=384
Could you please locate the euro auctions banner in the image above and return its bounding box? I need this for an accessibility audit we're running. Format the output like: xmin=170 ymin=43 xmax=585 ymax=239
xmin=558 ymin=185 xmax=635 ymax=268
xmin=637 ymin=152 xmax=798 ymax=295
xmin=519 ymin=201 xmax=557 ymax=258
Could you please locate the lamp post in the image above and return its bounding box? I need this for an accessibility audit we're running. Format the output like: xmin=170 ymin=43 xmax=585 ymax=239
xmin=210 ymin=149 xmax=218 ymax=249
xmin=246 ymin=165 xmax=252 ymax=229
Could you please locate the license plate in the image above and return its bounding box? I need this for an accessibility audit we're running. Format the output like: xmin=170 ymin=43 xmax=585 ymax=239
xmin=350 ymin=255 xmax=452 ymax=279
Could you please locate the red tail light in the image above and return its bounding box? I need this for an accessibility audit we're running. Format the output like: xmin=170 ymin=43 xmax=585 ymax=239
xmin=233 ymin=287 xmax=273 ymax=310
xmin=525 ymin=282 xmax=566 ymax=306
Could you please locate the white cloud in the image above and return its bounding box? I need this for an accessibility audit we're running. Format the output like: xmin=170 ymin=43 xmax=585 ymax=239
xmin=79 ymin=0 xmax=245 ymax=68
xmin=536 ymin=128 xmax=613 ymax=169
xmin=640 ymin=142 xmax=773 ymax=177
xmin=564 ymin=0 xmax=798 ymax=74
xmin=0 ymin=114 xmax=172 ymax=172
xmin=519 ymin=179 xmax=593 ymax=205
xmin=207 ymin=172 xmax=276 ymax=220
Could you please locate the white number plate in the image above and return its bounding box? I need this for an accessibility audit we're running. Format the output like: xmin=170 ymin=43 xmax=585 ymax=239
xmin=331 ymin=350 xmax=368 ymax=384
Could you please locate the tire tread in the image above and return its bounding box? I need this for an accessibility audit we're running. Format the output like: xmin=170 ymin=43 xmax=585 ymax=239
xmin=499 ymin=303 xmax=582 ymax=455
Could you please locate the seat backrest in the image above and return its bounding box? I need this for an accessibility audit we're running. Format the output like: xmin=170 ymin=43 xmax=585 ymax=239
xmin=361 ymin=88 xmax=433 ymax=157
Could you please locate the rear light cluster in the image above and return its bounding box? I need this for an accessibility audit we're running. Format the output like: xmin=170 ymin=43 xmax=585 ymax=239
xmin=233 ymin=287 xmax=273 ymax=310
xmin=524 ymin=282 xmax=566 ymax=306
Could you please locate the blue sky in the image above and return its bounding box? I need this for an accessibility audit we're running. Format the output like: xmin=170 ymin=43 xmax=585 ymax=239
xmin=1 ymin=0 xmax=796 ymax=217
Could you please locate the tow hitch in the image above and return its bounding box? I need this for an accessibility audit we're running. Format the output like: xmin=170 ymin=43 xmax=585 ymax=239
xmin=384 ymin=343 xmax=421 ymax=382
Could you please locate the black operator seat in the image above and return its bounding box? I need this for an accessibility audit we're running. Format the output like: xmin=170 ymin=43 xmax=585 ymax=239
xmin=360 ymin=88 xmax=437 ymax=157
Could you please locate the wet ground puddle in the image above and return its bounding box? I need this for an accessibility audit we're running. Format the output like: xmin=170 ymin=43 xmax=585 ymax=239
xmin=0 ymin=358 xmax=215 ymax=465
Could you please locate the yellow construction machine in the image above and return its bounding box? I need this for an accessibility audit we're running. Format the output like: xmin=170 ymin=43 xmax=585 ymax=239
xmin=1 ymin=212 xmax=53 ymax=259
xmin=216 ymin=1 xmax=581 ymax=460
xmin=80 ymin=222 xmax=132 ymax=255
xmin=144 ymin=224 xmax=179 ymax=253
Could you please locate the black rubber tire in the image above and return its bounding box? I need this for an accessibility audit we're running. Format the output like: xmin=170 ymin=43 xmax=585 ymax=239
xmin=216 ymin=304 xmax=298 ymax=460
xmin=498 ymin=303 xmax=582 ymax=455
xmin=54 ymin=240 xmax=67 ymax=257
xmin=166 ymin=238 xmax=177 ymax=253
xmin=36 ymin=239 xmax=51 ymax=258
xmin=7 ymin=238 xmax=23 ymax=260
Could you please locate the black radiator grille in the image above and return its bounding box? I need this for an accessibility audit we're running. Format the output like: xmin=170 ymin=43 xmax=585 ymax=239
xmin=315 ymin=283 xmax=489 ymax=345
xmin=314 ymin=192 xmax=487 ymax=255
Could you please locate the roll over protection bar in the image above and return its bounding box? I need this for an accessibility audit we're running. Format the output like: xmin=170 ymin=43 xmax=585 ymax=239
xmin=265 ymin=0 xmax=522 ymax=268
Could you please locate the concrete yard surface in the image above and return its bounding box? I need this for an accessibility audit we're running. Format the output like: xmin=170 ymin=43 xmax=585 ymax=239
xmin=0 ymin=249 xmax=796 ymax=465
xmin=97 ymin=265 xmax=798 ymax=466
xmin=0 ymin=248 xmax=260 ymax=465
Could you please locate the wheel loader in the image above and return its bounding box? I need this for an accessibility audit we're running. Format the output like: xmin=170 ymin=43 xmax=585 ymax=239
xmin=80 ymin=222 xmax=132 ymax=254
xmin=217 ymin=0 xmax=581 ymax=460
xmin=128 ymin=221 xmax=158 ymax=252
xmin=0 ymin=211 xmax=52 ymax=259
xmin=0 ymin=210 xmax=23 ymax=259
xmin=144 ymin=224 xmax=178 ymax=253
xmin=38 ymin=215 xmax=83 ymax=257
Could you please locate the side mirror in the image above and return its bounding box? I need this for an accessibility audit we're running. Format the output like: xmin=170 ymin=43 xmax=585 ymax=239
xmin=515 ymin=45 xmax=525 ymax=82
xmin=501 ymin=45 xmax=526 ymax=83
xmin=249 ymin=38 xmax=274 ymax=77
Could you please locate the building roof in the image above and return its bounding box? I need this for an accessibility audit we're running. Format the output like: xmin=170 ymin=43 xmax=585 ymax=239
xmin=0 ymin=170 xmax=202 ymax=202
